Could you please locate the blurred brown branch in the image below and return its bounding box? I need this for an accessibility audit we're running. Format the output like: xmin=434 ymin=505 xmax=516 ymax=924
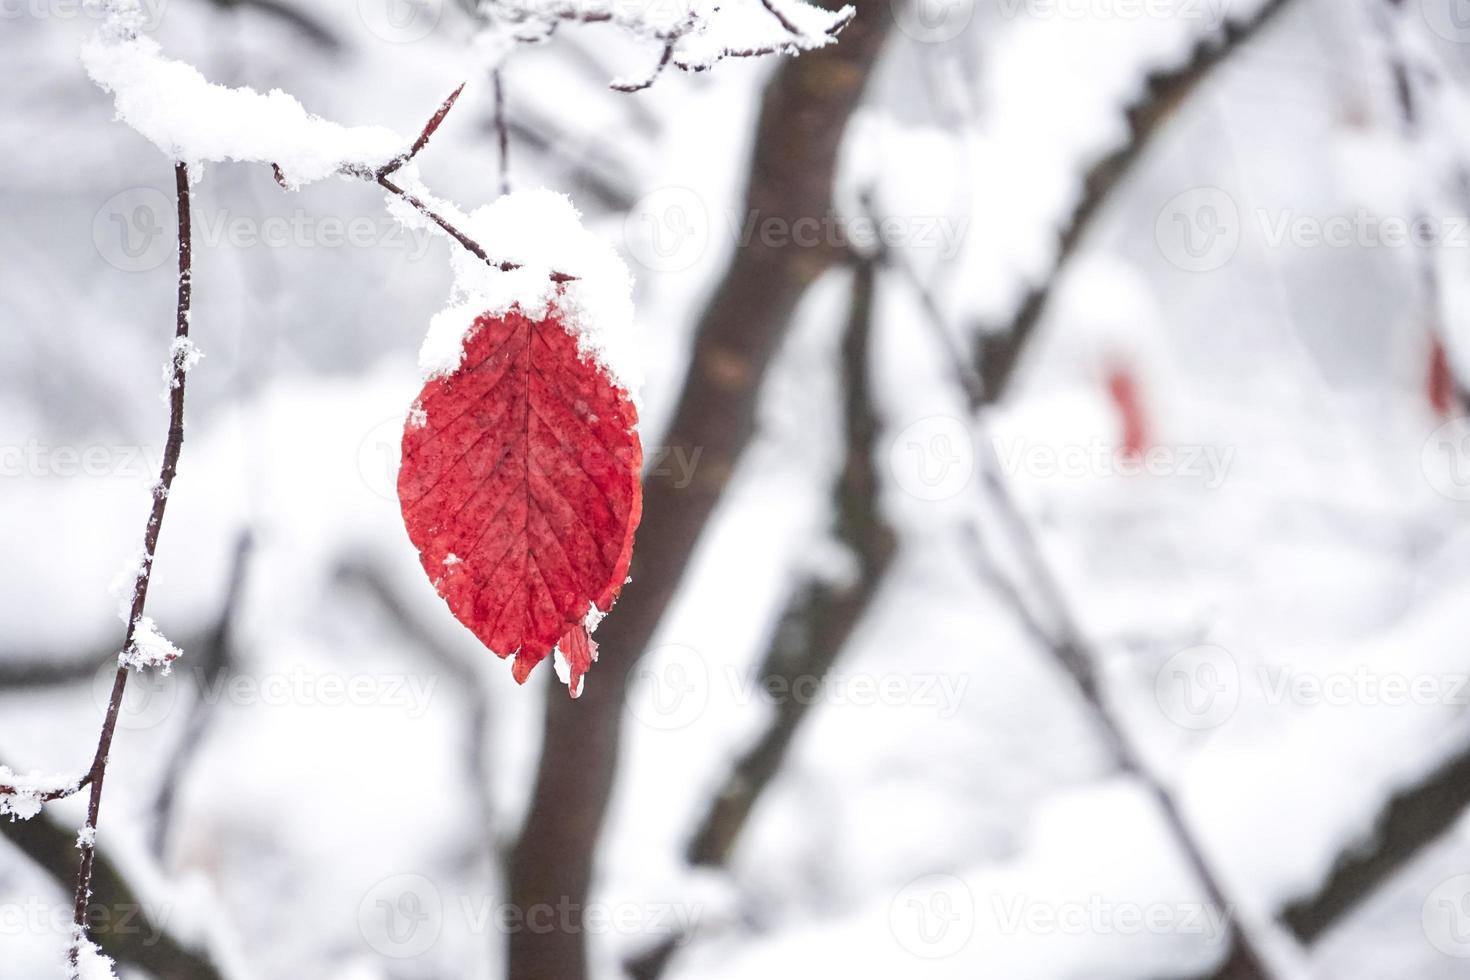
xmin=652 ymin=2 xmax=1303 ymax=970
xmin=0 ymin=813 xmax=225 ymax=980
xmin=505 ymin=2 xmax=894 ymax=977
xmin=886 ymin=226 xmax=1283 ymax=978
xmin=149 ymin=532 xmax=253 ymax=858
xmin=974 ymin=0 xmax=1301 ymax=400
xmin=661 ymin=0 xmax=1305 ymax=952
xmin=204 ymin=0 xmax=342 ymax=52
xmin=628 ymin=256 xmax=892 ymax=980
xmin=1272 ymin=0 xmax=1470 ymax=941
xmin=1281 ymin=743 xmax=1470 ymax=943
xmin=0 ymin=657 xmax=117 ymax=691
xmin=685 ymin=257 xmax=894 ymax=871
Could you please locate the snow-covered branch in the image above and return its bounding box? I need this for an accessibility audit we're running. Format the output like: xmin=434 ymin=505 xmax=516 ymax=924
xmin=486 ymin=0 xmax=854 ymax=92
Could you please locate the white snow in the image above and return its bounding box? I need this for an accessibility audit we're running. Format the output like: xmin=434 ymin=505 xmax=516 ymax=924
xmin=168 ymin=336 xmax=204 ymax=388
xmin=552 ymin=647 xmax=580 ymax=696
xmin=107 ymin=549 xmax=147 ymax=626
xmin=0 ymin=0 xmax=1463 ymax=977
xmin=120 ymin=614 xmax=181 ymax=671
xmin=675 ymin=0 xmax=853 ymax=71
xmin=73 ymin=938 xmax=118 ymax=980
xmin=412 ymin=188 xmax=640 ymax=398
xmin=0 ymin=766 xmax=76 ymax=821
xmin=491 ymin=0 xmax=853 ymax=78
xmin=82 ymin=34 xmax=402 ymax=184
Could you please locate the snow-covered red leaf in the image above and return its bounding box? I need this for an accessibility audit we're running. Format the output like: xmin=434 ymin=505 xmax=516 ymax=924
xmin=398 ymin=304 xmax=641 ymax=696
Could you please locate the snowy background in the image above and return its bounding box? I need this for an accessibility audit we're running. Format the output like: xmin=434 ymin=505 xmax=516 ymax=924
xmin=6 ymin=0 xmax=1470 ymax=978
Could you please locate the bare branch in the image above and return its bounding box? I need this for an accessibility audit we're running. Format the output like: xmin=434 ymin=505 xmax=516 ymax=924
xmin=611 ymin=42 xmax=674 ymax=94
xmin=375 ymin=172 xmax=577 ymax=282
xmin=490 ymin=0 xmax=851 ymax=90
xmin=0 ymin=157 xmax=198 ymax=956
xmin=973 ymin=0 xmax=1300 ymax=400
xmin=271 ymin=88 xmax=578 ymax=281
xmin=0 ymin=812 xmax=225 ymax=980
xmin=759 ymin=0 xmax=807 ymax=37
xmin=506 ymin=3 xmax=895 ymax=977
xmin=0 ymin=772 xmax=91 ymax=806
xmin=379 ymin=83 xmax=467 ymax=178
xmin=882 ymin=210 xmax=1279 ymax=977
xmin=70 ymin=160 xmax=192 ymax=972
xmin=1263 ymin=0 xmax=1470 ymax=939
xmin=685 ymin=257 xmax=894 ymax=871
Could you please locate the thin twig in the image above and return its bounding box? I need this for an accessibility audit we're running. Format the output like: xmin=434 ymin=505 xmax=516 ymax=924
xmin=758 ymin=0 xmax=805 ymax=38
xmin=379 ymin=82 xmax=467 ymax=178
xmin=0 ymin=773 xmax=91 ymax=804
xmin=270 ymin=86 xmax=577 ymax=281
xmin=376 ymin=172 xmax=576 ymax=283
xmin=491 ymin=0 xmax=851 ymax=90
xmin=611 ymin=42 xmax=673 ymax=94
xmin=66 ymin=160 xmax=194 ymax=972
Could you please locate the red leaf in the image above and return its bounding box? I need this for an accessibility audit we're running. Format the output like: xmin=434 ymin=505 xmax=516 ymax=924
xmin=398 ymin=304 xmax=641 ymax=693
